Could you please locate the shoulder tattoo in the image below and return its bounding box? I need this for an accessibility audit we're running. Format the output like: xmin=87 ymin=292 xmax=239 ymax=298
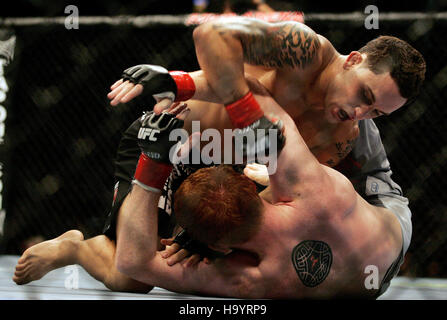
xmin=291 ymin=240 xmax=333 ymax=287
xmin=237 ymin=23 xmax=320 ymax=69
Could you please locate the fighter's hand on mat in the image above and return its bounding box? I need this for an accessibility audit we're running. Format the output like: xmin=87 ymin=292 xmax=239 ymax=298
xmin=244 ymin=163 xmax=270 ymax=186
xmin=160 ymin=238 xmax=206 ymax=267
xmin=108 ymin=64 xmax=195 ymax=107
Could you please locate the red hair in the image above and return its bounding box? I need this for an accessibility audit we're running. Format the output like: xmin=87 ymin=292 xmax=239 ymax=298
xmin=174 ymin=165 xmax=263 ymax=246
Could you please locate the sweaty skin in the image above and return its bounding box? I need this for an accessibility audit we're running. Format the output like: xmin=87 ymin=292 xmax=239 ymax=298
xmin=106 ymin=20 xmax=405 ymax=296
xmin=111 ymin=92 xmax=403 ymax=299
xmin=14 ymin=19 xmax=408 ymax=298
xmin=108 ymin=19 xmax=406 ymax=167
xmin=13 ymin=93 xmax=403 ymax=299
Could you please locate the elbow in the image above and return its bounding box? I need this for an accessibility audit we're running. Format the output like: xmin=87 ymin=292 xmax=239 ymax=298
xmin=115 ymin=255 xmax=140 ymax=278
xmin=193 ymin=20 xmax=234 ymax=49
xmin=193 ymin=22 xmax=214 ymax=46
xmin=115 ymin=249 xmax=153 ymax=280
xmin=229 ymin=271 xmax=264 ymax=299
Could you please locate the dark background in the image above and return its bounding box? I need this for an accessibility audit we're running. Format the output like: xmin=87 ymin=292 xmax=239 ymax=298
xmin=0 ymin=1 xmax=446 ymax=278
xmin=1 ymin=0 xmax=447 ymax=16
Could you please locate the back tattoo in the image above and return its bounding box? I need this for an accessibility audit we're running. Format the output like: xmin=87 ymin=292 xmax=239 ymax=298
xmin=291 ymin=240 xmax=333 ymax=287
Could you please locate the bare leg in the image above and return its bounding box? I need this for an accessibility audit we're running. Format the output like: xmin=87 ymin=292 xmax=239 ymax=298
xmin=13 ymin=230 xmax=152 ymax=293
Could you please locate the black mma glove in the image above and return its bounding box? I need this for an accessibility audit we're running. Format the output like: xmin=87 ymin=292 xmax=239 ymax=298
xmin=133 ymin=111 xmax=184 ymax=192
xmin=234 ymin=116 xmax=285 ymax=161
xmin=122 ymin=64 xmax=196 ymax=102
xmin=225 ymin=91 xmax=286 ymax=162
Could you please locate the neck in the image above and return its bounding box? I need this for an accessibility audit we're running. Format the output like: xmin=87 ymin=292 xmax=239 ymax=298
xmin=237 ymin=200 xmax=272 ymax=250
xmin=313 ymin=54 xmax=346 ymax=105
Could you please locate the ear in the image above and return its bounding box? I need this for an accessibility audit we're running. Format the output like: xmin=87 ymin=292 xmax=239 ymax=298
xmin=343 ymin=51 xmax=364 ymax=70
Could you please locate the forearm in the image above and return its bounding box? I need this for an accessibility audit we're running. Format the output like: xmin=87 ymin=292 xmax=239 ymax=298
xmin=188 ymin=70 xmax=224 ymax=103
xmin=193 ymin=22 xmax=249 ymax=104
xmin=193 ymin=18 xmax=321 ymax=106
xmin=115 ymin=186 xmax=246 ymax=295
xmin=115 ymin=184 xmax=161 ymax=276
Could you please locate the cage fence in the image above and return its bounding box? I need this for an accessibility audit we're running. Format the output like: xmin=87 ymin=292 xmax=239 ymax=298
xmin=0 ymin=12 xmax=445 ymax=280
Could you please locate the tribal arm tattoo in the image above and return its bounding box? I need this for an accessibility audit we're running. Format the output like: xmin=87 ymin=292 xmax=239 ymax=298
xmin=212 ymin=19 xmax=321 ymax=70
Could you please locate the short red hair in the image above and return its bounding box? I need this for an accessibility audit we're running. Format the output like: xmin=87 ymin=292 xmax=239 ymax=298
xmin=174 ymin=165 xmax=263 ymax=246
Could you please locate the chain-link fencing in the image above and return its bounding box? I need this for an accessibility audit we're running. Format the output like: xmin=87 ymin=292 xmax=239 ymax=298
xmin=0 ymin=12 xmax=445 ymax=279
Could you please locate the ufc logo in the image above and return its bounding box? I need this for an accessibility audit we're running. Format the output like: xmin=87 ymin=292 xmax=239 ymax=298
xmin=138 ymin=128 xmax=159 ymax=141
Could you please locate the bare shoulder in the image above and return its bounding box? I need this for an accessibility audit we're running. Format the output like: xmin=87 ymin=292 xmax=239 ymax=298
xmin=316 ymin=34 xmax=338 ymax=66
xmin=236 ymin=20 xmax=324 ymax=71
xmin=315 ymin=165 xmax=358 ymax=218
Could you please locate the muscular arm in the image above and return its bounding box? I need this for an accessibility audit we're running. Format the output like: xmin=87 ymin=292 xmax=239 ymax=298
xmin=115 ymin=185 xmax=160 ymax=273
xmin=193 ymin=18 xmax=322 ymax=104
xmin=188 ymin=70 xmax=222 ymax=103
xmin=254 ymin=91 xmax=357 ymax=217
xmin=261 ymin=97 xmax=325 ymax=202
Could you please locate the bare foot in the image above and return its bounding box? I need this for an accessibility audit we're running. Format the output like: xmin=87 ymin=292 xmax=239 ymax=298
xmin=13 ymin=230 xmax=84 ymax=285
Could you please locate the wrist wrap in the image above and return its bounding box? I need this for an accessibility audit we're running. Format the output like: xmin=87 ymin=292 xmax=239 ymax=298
xmin=224 ymin=91 xmax=264 ymax=128
xmin=133 ymin=153 xmax=172 ymax=192
xmin=169 ymin=71 xmax=196 ymax=102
